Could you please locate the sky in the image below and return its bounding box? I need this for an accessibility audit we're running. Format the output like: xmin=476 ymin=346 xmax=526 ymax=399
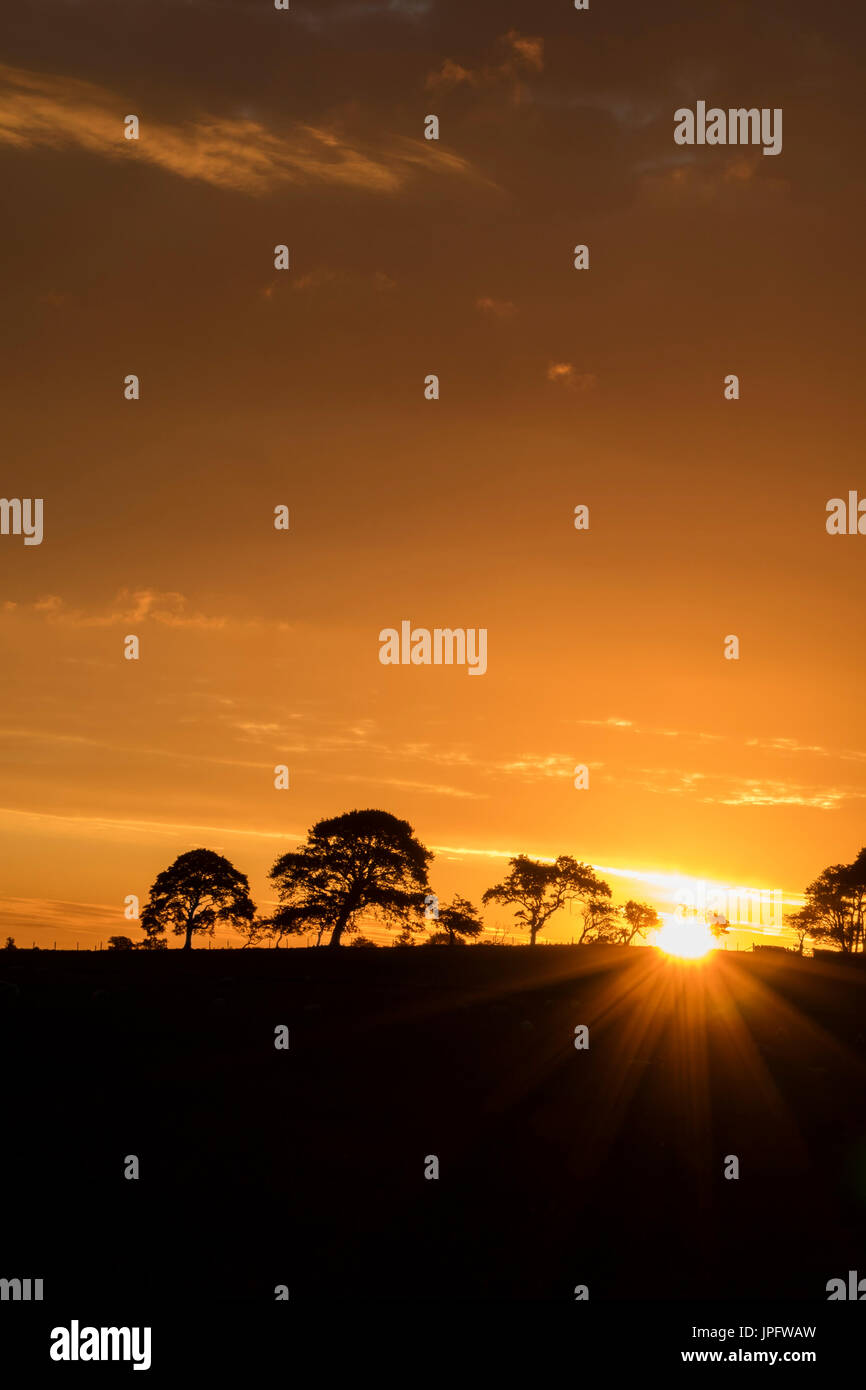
xmin=1 ymin=0 xmax=864 ymax=948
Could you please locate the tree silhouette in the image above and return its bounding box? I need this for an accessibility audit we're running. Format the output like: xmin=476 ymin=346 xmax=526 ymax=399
xmin=140 ymin=848 xmax=255 ymax=950
xmin=787 ymin=916 xmax=810 ymax=955
xmin=616 ymin=899 xmax=661 ymax=945
xmin=428 ymin=894 xmax=483 ymax=945
xmin=234 ymin=917 xmax=274 ymax=949
xmin=138 ymin=933 xmax=167 ymax=951
xmin=789 ymin=850 xmax=866 ymax=954
xmin=3 ymin=935 xmax=16 ymax=951
xmin=107 ymin=935 xmax=136 ymax=951
xmin=574 ymin=889 xmax=619 ymax=944
xmin=483 ymin=855 xmax=611 ymax=946
xmin=268 ymin=809 xmax=433 ymax=948
xmin=848 ymin=847 xmax=866 ymax=952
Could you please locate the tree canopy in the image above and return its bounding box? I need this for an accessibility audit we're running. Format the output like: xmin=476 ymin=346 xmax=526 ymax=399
xmin=267 ymin=809 xmax=433 ymax=947
xmin=788 ymin=848 xmax=866 ymax=954
xmin=483 ymin=855 xmax=611 ymax=945
xmin=139 ymin=848 xmax=256 ymax=950
xmin=428 ymin=894 xmax=484 ymax=945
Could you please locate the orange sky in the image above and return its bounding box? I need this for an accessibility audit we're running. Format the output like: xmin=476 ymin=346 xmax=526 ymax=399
xmin=1 ymin=1 xmax=864 ymax=948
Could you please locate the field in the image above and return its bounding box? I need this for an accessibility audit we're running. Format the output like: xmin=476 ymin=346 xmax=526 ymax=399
xmin=2 ymin=945 xmax=865 ymax=1304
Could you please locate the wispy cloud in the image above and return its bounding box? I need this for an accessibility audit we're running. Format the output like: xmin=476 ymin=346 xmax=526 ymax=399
xmin=636 ymin=154 xmax=789 ymax=206
xmin=427 ymin=30 xmax=543 ymax=103
xmin=705 ymin=782 xmax=854 ymax=811
xmin=297 ymin=0 xmax=434 ymax=30
xmin=546 ymin=362 xmax=598 ymax=393
xmin=615 ymin=767 xmax=862 ymax=811
xmin=261 ymin=267 xmax=398 ymax=299
xmin=0 ymin=805 xmax=296 ymax=843
xmin=746 ymin=736 xmax=866 ymax=765
xmin=575 ymin=717 xmax=634 ymax=729
xmin=2 ymin=589 xmax=289 ymax=632
xmin=338 ymin=775 xmax=484 ymax=800
xmin=0 ymin=62 xmax=484 ymax=195
xmin=0 ymin=896 xmax=121 ymax=939
xmin=493 ymin=754 xmax=597 ymax=781
xmin=475 ymin=296 xmax=516 ymax=318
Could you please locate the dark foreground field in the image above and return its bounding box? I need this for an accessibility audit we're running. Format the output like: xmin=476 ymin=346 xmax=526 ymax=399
xmin=2 ymin=945 xmax=865 ymax=1304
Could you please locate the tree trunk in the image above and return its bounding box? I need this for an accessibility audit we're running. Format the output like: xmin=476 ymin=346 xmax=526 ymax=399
xmin=328 ymin=906 xmax=352 ymax=947
xmin=328 ymin=892 xmax=360 ymax=947
xmin=183 ymin=896 xmax=200 ymax=950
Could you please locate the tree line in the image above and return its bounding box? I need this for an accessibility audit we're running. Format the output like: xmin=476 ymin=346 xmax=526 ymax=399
xmin=7 ymin=809 xmax=858 ymax=954
xmin=123 ymin=808 xmax=663 ymax=951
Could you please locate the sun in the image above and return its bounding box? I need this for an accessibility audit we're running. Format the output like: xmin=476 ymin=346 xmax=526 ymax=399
xmin=655 ymin=916 xmax=716 ymax=959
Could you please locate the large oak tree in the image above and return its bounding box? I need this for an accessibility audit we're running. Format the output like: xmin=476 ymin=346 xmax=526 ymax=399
xmin=268 ymin=809 xmax=433 ymax=948
xmin=140 ymin=848 xmax=255 ymax=950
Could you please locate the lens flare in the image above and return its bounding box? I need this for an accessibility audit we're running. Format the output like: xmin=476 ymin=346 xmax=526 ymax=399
xmin=655 ymin=916 xmax=716 ymax=959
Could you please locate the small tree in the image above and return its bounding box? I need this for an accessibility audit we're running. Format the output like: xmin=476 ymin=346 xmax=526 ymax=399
xmin=3 ymin=936 xmax=17 ymax=951
xmin=434 ymin=894 xmax=483 ymax=945
xmin=138 ymin=933 xmax=168 ymax=951
xmin=107 ymin=935 xmax=136 ymax=951
xmin=268 ymin=809 xmax=432 ymax=948
xmin=616 ymin=900 xmax=661 ymax=946
xmin=707 ymin=912 xmax=730 ymax=939
xmin=483 ymin=855 xmax=611 ymax=946
xmin=235 ymin=917 xmax=271 ymax=949
xmin=575 ymin=890 xmax=620 ymax=944
xmin=786 ymin=914 xmax=810 ymax=956
xmin=140 ymin=848 xmax=255 ymax=950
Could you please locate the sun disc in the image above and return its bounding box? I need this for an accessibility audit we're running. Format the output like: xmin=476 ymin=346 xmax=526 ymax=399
xmin=656 ymin=918 xmax=715 ymax=959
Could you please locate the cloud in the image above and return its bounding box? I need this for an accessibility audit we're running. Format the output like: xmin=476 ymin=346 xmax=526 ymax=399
xmin=426 ymin=30 xmax=543 ymax=101
xmin=745 ymin=736 xmax=866 ymax=765
xmin=296 ymin=0 xmax=434 ymax=30
xmin=475 ymin=296 xmax=516 ymax=318
xmin=2 ymin=589 xmax=288 ymax=632
xmin=614 ymin=765 xmax=861 ymax=811
xmin=534 ymin=86 xmax=662 ymax=130
xmin=264 ymin=267 xmax=397 ymax=297
xmin=575 ymin=717 xmax=634 ymax=729
xmin=0 ymin=805 xmax=295 ymax=844
xmin=546 ymin=362 xmax=598 ymax=393
xmin=427 ymin=59 xmax=475 ymax=91
xmin=493 ymin=754 xmax=581 ymax=780
xmin=705 ymin=782 xmax=852 ymax=810
xmin=546 ymin=362 xmax=572 ymax=383
xmin=635 ymin=153 xmax=789 ymax=206
xmin=0 ymin=62 xmax=484 ymax=195
xmin=338 ymin=775 xmax=484 ymax=800
xmin=0 ymin=727 xmax=290 ymax=774
xmin=0 ymin=896 xmax=121 ymax=940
